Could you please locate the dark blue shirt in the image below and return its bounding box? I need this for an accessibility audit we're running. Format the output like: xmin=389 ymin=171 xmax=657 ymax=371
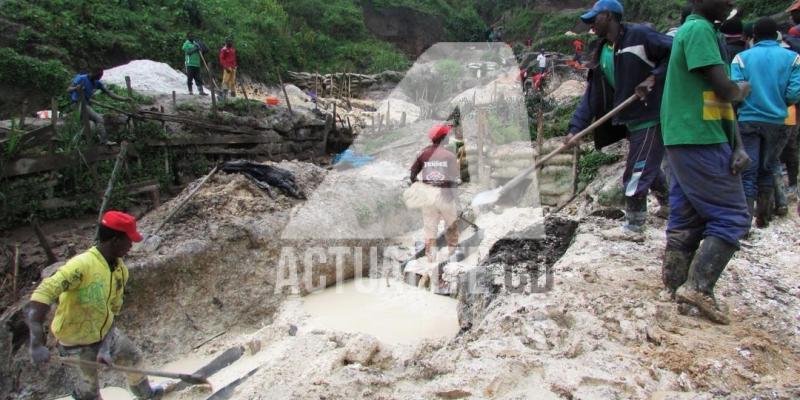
xmin=70 ymin=74 xmax=106 ymax=103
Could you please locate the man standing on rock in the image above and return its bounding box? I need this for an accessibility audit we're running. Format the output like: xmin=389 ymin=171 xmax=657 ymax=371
xmin=219 ymin=37 xmax=237 ymax=101
xmin=183 ymin=33 xmax=208 ymax=96
xmin=660 ymin=0 xmax=752 ymax=325
xmin=25 ymin=211 xmax=166 ymax=399
xmin=566 ymin=0 xmax=673 ymax=242
xmin=731 ymin=17 xmax=800 ymax=228
xmin=67 ymin=68 xmax=131 ymax=145
xmin=410 ymin=124 xmax=462 ymax=265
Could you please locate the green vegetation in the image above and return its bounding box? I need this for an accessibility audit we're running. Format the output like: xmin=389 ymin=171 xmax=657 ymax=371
xmin=579 ymin=149 xmax=622 ymax=185
xmin=0 ymin=120 xmax=176 ymax=229
xmin=0 ymin=47 xmax=71 ymax=99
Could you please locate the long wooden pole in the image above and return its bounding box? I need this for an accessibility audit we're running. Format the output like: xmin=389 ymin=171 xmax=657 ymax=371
xmin=96 ymin=141 xmax=129 ymax=239
xmin=275 ymin=68 xmax=293 ymax=115
xmin=150 ymin=164 xmax=219 ymax=236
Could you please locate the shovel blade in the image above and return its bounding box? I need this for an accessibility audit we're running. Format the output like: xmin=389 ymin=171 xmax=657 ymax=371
xmin=471 ymin=188 xmax=501 ymax=207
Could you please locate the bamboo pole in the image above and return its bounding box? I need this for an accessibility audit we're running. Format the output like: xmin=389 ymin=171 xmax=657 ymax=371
xmin=172 ymin=91 xmax=177 ymax=109
xmin=124 ymin=76 xmax=137 ymax=128
xmin=276 ymin=68 xmax=293 ymax=115
xmin=95 ymin=141 xmax=129 ymax=239
xmin=150 ymin=164 xmax=219 ymax=237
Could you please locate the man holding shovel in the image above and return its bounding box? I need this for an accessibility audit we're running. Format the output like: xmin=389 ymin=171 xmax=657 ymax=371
xmin=25 ymin=211 xmax=166 ymax=399
xmin=566 ymin=0 xmax=673 ymax=242
xmin=183 ymin=33 xmax=208 ymax=96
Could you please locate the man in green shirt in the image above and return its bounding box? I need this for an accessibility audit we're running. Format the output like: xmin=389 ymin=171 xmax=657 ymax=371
xmin=183 ymin=33 xmax=208 ymax=96
xmin=660 ymin=0 xmax=752 ymax=325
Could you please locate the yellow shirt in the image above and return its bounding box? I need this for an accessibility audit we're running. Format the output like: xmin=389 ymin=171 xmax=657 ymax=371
xmin=31 ymin=247 xmax=129 ymax=346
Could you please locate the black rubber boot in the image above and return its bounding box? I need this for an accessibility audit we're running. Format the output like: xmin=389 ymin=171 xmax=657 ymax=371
xmin=755 ymin=189 xmax=774 ymax=228
xmin=662 ymin=249 xmax=694 ymax=296
xmin=675 ymin=236 xmax=736 ymax=325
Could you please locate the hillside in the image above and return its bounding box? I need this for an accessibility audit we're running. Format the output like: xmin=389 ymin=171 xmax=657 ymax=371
xmin=0 ymin=0 xmax=793 ymax=117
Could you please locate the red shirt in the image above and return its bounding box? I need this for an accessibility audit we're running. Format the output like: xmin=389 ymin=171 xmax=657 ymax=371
xmin=573 ymin=40 xmax=584 ymax=53
xmin=219 ymin=46 xmax=237 ymax=69
xmin=410 ymin=144 xmax=459 ymax=188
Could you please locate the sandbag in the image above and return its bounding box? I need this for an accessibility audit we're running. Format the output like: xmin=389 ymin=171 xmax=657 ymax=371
xmin=403 ymin=182 xmax=441 ymax=209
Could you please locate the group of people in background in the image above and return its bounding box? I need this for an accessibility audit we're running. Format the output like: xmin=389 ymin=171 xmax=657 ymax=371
xmin=181 ymin=34 xmax=238 ymax=100
xmin=566 ymin=0 xmax=800 ymax=326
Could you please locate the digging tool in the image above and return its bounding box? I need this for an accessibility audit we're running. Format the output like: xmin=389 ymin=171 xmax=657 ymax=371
xmin=471 ymin=93 xmax=639 ymax=208
xmin=142 ymin=164 xmax=219 ymax=251
xmin=57 ymin=357 xmax=209 ymax=385
xmin=199 ymin=51 xmax=220 ymax=92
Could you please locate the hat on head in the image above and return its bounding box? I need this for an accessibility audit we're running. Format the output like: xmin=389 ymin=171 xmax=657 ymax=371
xmin=101 ymin=211 xmax=143 ymax=242
xmin=581 ymin=0 xmax=624 ymax=23
xmin=428 ymin=124 xmax=452 ymax=142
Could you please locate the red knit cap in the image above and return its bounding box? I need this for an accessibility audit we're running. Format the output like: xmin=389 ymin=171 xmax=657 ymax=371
xmin=428 ymin=124 xmax=452 ymax=142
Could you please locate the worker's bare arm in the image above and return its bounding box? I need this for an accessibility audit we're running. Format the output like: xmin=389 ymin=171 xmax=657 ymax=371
xmin=25 ymin=301 xmax=51 ymax=364
xmin=699 ymin=64 xmax=749 ymax=102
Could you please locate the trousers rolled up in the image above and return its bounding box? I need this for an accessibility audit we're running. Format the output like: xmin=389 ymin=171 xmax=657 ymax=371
xmin=665 ymin=144 xmax=751 ymax=251
xmin=422 ymin=187 xmax=459 ymax=260
xmin=72 ymin=103 xmax=108 ymax=143
xmin=58 ymin=328 xmax=148 ymax=400
xmin=222 ymin=68 xmax=236 ymax=92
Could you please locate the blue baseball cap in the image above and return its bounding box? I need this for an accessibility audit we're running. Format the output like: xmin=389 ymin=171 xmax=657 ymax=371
xmin=581 ymin=0 xmax=624 ymax=23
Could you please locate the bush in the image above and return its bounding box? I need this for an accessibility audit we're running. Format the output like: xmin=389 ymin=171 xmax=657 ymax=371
xmin=0 ymin=48 xmax=70 ymax=95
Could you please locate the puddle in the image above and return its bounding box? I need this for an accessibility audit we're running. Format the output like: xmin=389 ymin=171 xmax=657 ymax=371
xmin=301 ymin=278 xmax=460 ymax=345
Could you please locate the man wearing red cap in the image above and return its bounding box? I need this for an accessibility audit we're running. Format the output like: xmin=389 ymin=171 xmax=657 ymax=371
xmin=410 ymin=124 xmax=461 ymax=266
xmin=25 ymin=211 xmax=165 ymax=399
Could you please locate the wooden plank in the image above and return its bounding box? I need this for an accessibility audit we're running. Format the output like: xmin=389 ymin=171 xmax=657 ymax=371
xmin=2 ymin=146 xmax=127 ymax=178
xmin=145 ymin=133 xmax=281 ymax=147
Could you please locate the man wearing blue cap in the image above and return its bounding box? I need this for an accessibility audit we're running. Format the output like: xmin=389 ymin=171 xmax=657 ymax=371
xmin=567 ymin=0 xmax=673 ymax=242
xmin=660 ymin=0 xmax=752 ymax=325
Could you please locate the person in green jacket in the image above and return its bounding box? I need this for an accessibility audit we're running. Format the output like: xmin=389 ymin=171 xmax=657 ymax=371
xmin=26 ymin=211 xmax=165 ymax=399
xmin=183 ymin=33 xmax=207 ymax=96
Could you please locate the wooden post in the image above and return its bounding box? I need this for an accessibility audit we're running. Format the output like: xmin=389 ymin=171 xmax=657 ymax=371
xmin=371 ymin=113 xmax=375 ymax=129
xmin=19 ymin=99 xmax=28 ymax=129
xmin=211 ymin=88 xmax=218 ymax=116
xmin=377 ymin=113 xmax=382 ymax=132
xmin=172 ymin=91 xmax=177 ymax=109
xmin=12 ymin=244 xmax=19 ymax=299
xmin=32 ymin=218 xmax=57 ymax=265
xmin=400 ymin=111 xmax=407 ymax=127
xmin=329 ymin=74 xmax=334 ymax=98
xmin=125 ymin=76 xmax=138 ymax=128
xmin=332 ymin=103 xmax=337 ymax=130
xmin=96 ymin=141 xmax=129 ymax=239
xmin=50 ymin=98 xmax=58 ymax=133
xmin=477 ymin=110 xmax=486 ymax=184
xmin=276 ymin=68 xmax=293 ymax=115
xmin=536 ymin=108 xmax=544 ymax=151
xmin=386 ymin=101 xmax=391 ymax=128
